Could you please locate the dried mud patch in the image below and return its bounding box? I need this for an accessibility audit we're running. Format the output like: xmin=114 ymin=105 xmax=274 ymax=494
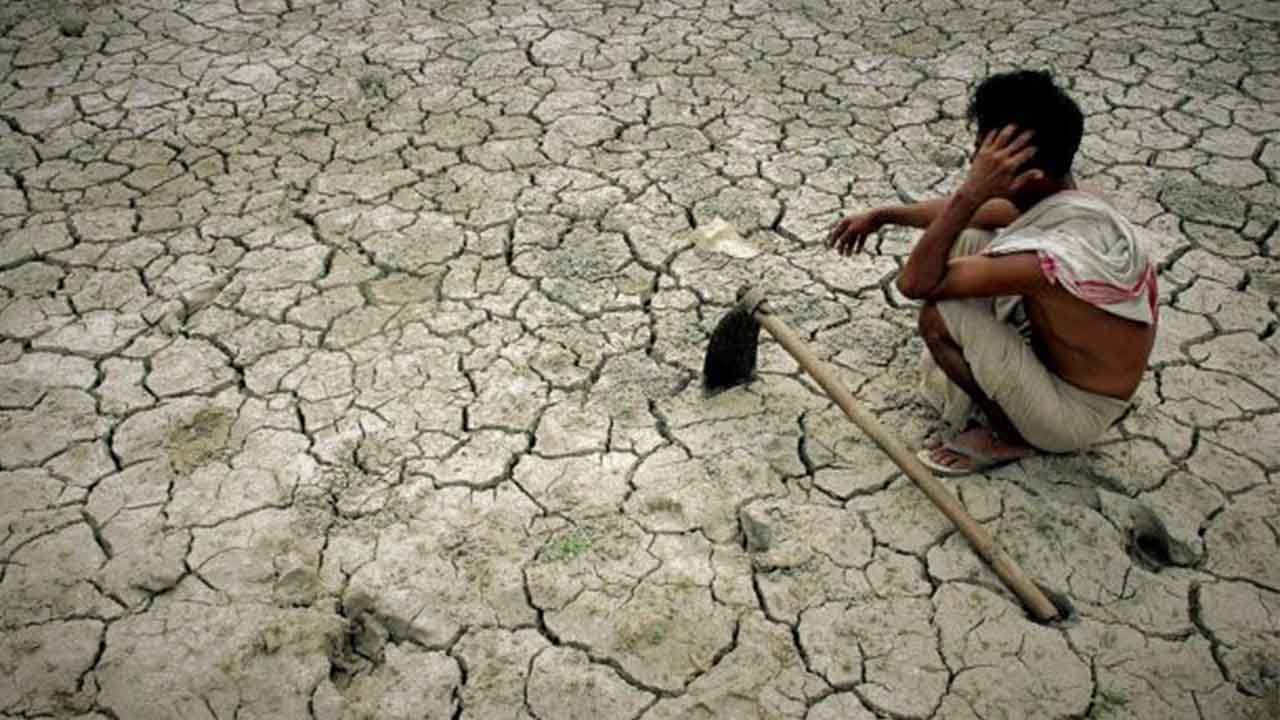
xmin=165 ymin=406 xmax=234 ymax=474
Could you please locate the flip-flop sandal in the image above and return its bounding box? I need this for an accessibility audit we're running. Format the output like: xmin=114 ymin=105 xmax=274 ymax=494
xmin=916 ymin=448 xmax=971 ymax=477
xmin=915 ymin=441 xmax=1014 ymax=478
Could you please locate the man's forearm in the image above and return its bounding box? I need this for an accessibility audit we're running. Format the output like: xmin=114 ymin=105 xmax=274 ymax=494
xmin=876 ymin=199 xmax=946 ymax=229
xmin=877 ymin=195 xmax=1018 ymax=230
xmin=895 ymin=190 xmax=984 ymax=299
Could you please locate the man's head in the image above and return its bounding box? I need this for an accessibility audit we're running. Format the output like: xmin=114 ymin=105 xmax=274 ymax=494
xmin=966 ymin=70 xmax=1083 ymax=202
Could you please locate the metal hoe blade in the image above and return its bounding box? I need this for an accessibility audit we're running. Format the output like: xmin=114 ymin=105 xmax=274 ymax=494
xmin=702 ymin=287 xmax=768 ymax=394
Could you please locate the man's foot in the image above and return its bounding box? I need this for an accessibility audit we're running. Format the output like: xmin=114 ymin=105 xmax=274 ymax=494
xmin=916 ymin=426 xmax=1035 ymax=477
xmin=919 ymin=419 xmax=980 ymax=453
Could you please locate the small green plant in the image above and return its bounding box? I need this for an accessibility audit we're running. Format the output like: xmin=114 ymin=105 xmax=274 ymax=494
xmin=58 ymin=16 xmax=88 ymax=37
xmin=357 ymin=73 xmax=386 ymax=98
xmin=549 ymin=531 xmax=591 ymax=561
xmin=1034 ymin=517 xmax=1058 ymax=541
xmin=1093 ymin=688 xmax=1129 ymax=717
xmin=645 ymin=496 xmax=682 ymax=514
xmin=619 ymin=617 xmax=667 ymax=650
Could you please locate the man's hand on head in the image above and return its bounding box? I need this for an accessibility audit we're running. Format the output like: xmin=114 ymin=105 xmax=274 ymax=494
xmin=962 ymin=125 xmax=1043 ymax=203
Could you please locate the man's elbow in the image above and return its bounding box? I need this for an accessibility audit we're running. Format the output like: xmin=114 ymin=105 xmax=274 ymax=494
xmin=895 ymin=274 xmax=933 ymax=300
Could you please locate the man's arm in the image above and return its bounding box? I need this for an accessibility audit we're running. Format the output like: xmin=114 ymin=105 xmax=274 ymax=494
xmin=877 ymin=196 xmax=1020 ymax=230
xmin=897 ymin=125 xmax=1041 ymax=299
xmin=895 ymin=189 xmax=985 ymax=298
xmin=895 ymin=194 xmax=1042 ymax=300
xmin=829 ymin=195 xmax=1019 ymax=256
xmin=926 ymin=253 xmax=1048 ymax=300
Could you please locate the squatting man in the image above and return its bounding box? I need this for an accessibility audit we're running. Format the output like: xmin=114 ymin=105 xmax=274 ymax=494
xmin=829 ymin=70 xmax=1158 ymax=476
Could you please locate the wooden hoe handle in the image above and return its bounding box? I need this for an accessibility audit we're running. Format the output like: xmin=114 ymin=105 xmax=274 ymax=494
xmin=753 ymin=306 xmax=1060 ymax=622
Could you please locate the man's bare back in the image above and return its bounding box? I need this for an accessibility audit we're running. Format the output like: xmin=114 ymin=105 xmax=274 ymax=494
xmin=1023 ymin=283 xmax=1155 ymax=401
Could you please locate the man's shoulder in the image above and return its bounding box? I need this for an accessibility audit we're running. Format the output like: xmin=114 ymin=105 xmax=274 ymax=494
xmin=1001 ymin=190 xmax=1138 ymax=246
xmin=1037 ymin=189 xmax=1119 ymax=219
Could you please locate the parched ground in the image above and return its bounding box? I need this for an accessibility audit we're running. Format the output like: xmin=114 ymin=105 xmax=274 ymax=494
xmin=1 ymin=0 xmax=1278 ymax=718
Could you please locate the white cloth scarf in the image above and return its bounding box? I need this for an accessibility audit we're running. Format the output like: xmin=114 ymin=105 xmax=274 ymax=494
xmin=985 ymin=190 xmax=1158 ymax=325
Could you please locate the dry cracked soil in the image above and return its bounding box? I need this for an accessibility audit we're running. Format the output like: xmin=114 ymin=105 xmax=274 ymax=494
xmin=2 ymin=0 xmax=1280 ymax=719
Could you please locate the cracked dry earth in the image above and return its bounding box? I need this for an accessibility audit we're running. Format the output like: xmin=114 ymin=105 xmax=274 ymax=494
xmin=2 ymin=0 xmax=1280 ymax=719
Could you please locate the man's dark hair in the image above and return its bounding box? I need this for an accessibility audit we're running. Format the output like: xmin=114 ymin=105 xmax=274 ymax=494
xmin=966 ymin=70 xmax=1083 ymax=178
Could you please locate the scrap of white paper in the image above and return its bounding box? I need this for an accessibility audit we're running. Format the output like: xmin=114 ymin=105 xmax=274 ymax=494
xmin=689 ymin=217 xmax=759 ymax=259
